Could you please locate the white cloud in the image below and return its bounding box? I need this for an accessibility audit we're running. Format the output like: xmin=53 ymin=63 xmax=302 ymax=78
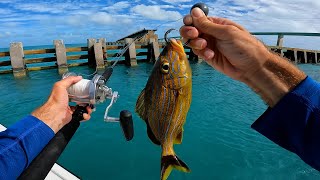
xmin=203 ymin=0 xmax=320 ymax=49
xmin=102 ymin=1 xmax=130 ymax=12
xmin=0 ymin=0 xmax=319 ymax=49
xmin=131 ymin=4 xmax=182 ymax=20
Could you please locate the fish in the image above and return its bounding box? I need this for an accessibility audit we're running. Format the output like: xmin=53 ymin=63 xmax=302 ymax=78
xmin=135 ymin=37 xmax=192 ymax=180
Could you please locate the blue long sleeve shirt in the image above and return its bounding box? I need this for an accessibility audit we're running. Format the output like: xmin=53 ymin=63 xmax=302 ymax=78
xmin=0 ymin=115 xmax=54 ymax=179
xmin=252 ymin=76 xmax=320 ymax=171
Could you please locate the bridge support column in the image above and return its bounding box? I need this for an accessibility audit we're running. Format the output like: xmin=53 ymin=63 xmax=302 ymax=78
xmin=304 ymin=51 xmax=307 ymax=63
xmin=125 ymin=38 xmax=137 ymax=66
xmin=277 ymin=34 xmax=284 ymax=47
xmin=148 ymin=38 xmax=160 ymax=63
xmin=10 ymin=42 xmax=26 ymax=77
xmin=294 ymin=50 xmax=298 ymax=64
xmin=54 ymin=40 xmax=68 ymax=75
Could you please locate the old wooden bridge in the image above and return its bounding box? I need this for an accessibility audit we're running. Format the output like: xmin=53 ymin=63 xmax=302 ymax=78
xmin=0 ymin=30 xmax=319 ymax=77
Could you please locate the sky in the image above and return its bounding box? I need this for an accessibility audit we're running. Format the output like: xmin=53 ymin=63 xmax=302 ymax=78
xmin=0 ymin=0 xmax=319 ymax=49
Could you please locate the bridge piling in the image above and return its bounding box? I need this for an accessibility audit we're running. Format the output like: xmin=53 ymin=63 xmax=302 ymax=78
xmin=93 ymin=41 xmax=105 ymax=70
xmin=124 ymin=38 xmax=137 ymax=66
xmin=87 ymin=38 xmax=96 ymax=68
xmin=10 ymin=42 xmax=26 ymax=77
xmin=54 ymin=40 xmax=68 ymax=74
xmin=147 ymin=38 xmax=160 ymax=63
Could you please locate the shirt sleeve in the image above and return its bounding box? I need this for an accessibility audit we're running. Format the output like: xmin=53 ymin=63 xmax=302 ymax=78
xmin=0 ymin=115 xmax=54 ymax=179
xmin=252 ymin=76 xmax=320 ymax=171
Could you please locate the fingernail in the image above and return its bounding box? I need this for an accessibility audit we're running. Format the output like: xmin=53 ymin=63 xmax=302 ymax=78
xmin=187 ymin=30 xmax=193 ymax=37
xmin=204 ymin=49 xmax=214 ymax=59
xmin=192 ymin=7 xmax=205 ymax=18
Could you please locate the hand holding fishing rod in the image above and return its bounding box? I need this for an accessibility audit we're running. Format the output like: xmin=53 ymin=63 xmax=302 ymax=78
xmin=19 ymin=67 xmax=134 ymax=180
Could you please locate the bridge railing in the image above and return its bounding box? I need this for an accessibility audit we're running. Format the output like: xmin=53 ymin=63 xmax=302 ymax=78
xmin=0 ymin=38 xmax=196 ymax=77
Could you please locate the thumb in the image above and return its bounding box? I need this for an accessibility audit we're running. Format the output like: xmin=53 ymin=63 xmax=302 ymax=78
xmin=191 ymin=7 xmax=230 ymax=40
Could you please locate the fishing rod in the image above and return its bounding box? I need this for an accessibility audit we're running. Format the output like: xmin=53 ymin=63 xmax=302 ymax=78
xmin=18 ymin=2 xmax=209 ymax=179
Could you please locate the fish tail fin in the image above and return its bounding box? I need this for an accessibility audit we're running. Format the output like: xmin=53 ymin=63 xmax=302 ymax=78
xmin=160 ymin=154 xmax=190 ymax=180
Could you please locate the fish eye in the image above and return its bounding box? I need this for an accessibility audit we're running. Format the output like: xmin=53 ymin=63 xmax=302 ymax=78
xmin=161 ymin=62 xmax=170 ymax=73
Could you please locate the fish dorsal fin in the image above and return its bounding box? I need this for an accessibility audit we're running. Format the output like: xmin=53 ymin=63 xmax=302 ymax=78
xmin=135 ymin=88 xmax=147 ymax=121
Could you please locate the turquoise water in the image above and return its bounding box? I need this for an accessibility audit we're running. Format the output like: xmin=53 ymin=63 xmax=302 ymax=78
xmin=1 ymin=63 xmax=320 ymax=179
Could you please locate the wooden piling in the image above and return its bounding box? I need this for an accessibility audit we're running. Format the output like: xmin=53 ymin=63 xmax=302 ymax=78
xmin=99 ymin=38 xmax=108 ymax=65
xmin=315 ymin=52 xmax=318 ymax=64
xmin=54 ymin=40 xmax=68 ymax=74
xmin=147 ymin=38 xmax=160 ymax=63
xmin=125 ymin=38 xmax=137 ymax=66
xmin=10 ymin=42 xmax=26 ymax=77
xmin=277 ymin=34 xmax=284 ymax=47
xmin=87 ymin=38 xmax=96 ymax=68
xmin=93 ymin=41 xmax=105 ymax=69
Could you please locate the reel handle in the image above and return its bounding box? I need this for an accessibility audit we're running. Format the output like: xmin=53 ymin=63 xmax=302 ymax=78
xmin=119 ymin=110 xmax=134 ymax=141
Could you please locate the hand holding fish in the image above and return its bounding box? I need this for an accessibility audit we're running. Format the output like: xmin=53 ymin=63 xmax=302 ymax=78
xmin=180 ymin=7 xmax=306 ymax=107
xmin=180 ymin=7 xmax=271 ymax=82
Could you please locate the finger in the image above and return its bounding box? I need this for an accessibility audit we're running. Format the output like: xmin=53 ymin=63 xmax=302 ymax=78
xmin=86 ymin=106 xmax=93 ymax=115
xmin=191 ymin=8 xmax=236 ymax=40
xmin=57 ymin=76 xmax=83 ymax=88
xmin=207 ymin=17 xmax=246 ymax=31
xmin=179 ymin=26 xmax=199 ymax=40
xmin=194 ymin=48 xmax=215 ymax=60
xmin=183 ymin=15 xmax=193 ymax=26
xmin=82 ymin=113 xmax=91 ymax=121
xmin=185 ymin=38 xmax=207 ymax=50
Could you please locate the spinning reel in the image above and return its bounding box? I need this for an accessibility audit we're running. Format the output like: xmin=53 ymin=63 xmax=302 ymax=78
xmin=63 ymin=68 xmax=134 ymax=141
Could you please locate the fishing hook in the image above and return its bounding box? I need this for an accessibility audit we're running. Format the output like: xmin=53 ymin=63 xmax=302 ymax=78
xmin=164 ymin=28 xmax=177 ymax=43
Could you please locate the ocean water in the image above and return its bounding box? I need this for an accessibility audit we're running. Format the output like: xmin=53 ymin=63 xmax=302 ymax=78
xmin=1 ymin=62 xmax=320 ymax=179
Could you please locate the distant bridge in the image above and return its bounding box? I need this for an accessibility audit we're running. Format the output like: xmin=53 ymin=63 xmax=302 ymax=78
xmin=0 ymin=32 xmax=319 ymax=77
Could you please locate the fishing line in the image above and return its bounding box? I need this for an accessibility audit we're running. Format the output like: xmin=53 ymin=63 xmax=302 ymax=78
xmin=109 ymin=17 xmax=185 ymax=69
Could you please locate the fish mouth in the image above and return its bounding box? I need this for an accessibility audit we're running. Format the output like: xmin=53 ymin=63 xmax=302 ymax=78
xmin=170 ymin=39 xmax=185 ymax=55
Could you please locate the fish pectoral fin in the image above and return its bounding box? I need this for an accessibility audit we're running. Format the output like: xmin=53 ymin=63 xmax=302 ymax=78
xmin=147 ymin=121 xmax=161 ymax=146
xmin=135 ymin=88 xmax=147 ymax=121
xmin=174 ymin=128 xmax=183 ymax=144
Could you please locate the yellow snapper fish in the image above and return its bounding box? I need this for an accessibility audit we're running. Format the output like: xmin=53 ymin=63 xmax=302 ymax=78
xmin=135 ymin=37 xmax=192 ymax=180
